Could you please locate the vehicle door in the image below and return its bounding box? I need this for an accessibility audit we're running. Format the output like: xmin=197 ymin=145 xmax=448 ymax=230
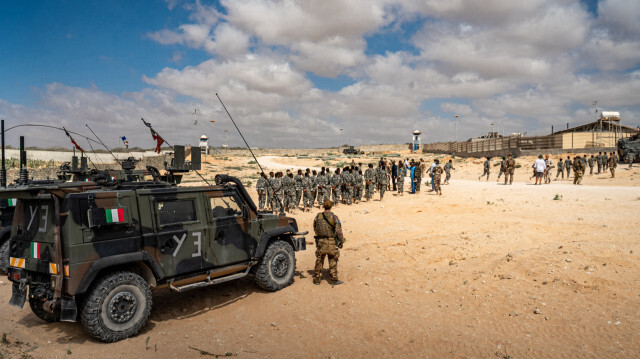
xmin=203 ymin=190 xmax=251 ymax=268
xmin=152 ymin=193 xmax=206 ymax=277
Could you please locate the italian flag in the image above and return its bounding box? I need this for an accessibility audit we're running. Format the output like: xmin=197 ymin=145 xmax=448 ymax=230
xmin=106 ymin=208 xmax=125 ymax=223
xmin=31 ymin=242 xmax=41 ymax=259
xmin=8 ymin=199 xmax=17 ymax=206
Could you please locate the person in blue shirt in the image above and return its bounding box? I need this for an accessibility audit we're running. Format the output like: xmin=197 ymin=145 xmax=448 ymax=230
xmin=409 ymin=161 xmax=416 ymax=194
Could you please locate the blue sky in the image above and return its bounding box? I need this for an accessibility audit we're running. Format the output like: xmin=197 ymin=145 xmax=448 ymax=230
xmin=1 ymin=0 xmax=639 ymax=149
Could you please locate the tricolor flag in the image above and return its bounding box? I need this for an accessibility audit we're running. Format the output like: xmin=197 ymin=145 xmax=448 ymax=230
xmin=31 ymin=242 xmax=41 ymax=259
xmin=121 ymin=136 xmax=129 ymax=149
xmin=63 ymin=127 xmax=85 ymax=153
xmin=105 ymin=208 xmax=125 ymax=223
xmin=7 ymin=198 xmax=17 ymax=206
xmin=141 ymin=118 xmax=165 ymax=154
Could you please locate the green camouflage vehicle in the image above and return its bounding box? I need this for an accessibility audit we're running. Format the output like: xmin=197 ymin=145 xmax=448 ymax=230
xmin=3 ymin=155 xmax=306 ymax=342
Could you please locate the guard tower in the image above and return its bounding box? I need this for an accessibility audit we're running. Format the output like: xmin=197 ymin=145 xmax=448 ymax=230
xmin=412 ymin=130 xmax=421 ymax=152
xmin=199 ymin=135 xmax=209 ymax=155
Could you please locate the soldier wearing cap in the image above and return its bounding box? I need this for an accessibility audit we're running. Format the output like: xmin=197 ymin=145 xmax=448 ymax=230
xmin=313 ymin=200 xmax=345 ymax=285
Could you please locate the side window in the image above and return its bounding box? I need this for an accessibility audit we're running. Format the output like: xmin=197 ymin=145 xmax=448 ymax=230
xmin=210 ymin=196 xmax=242 ymax=218
xmin=157 ymin=199 xmax=197 ymax=226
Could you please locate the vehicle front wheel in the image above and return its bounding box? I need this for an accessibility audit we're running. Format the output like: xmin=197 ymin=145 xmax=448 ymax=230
xmin=80 ymin=271 xmax=152 ymax=342
xmin=255 ymin=240 xmax=296 ymax=291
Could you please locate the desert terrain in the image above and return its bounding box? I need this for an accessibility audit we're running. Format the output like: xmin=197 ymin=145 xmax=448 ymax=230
xmin=1 ymin=150 xmax=639 ymax=358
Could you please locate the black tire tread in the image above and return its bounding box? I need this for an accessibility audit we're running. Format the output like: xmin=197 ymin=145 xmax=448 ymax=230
xmin=0 ymin=239 xmax=9 ymax=274
xmin=28 ymin=296 xmax=61 ymax=323
xmin=255 ymin=240 xmax=295 ymax=291
xmin=80 ymin=271 xmax=152 ymax=343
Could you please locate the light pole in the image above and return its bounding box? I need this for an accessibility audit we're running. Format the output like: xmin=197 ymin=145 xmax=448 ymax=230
xmin=209 ymin=120 xmax=215 ymax=154
xmin=193 ymin=108 xmax=199 ymax=146
xmin=339 ymin=128 xmax=343 ymax=148
xmin=454 ymin=115 xmax=459 ymax=143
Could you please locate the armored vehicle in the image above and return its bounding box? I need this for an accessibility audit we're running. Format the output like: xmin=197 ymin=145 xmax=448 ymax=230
xmin=343 ymin=146 xmax=363 ymax=155
xmin=617 ymin=134 xmax=640 ymax=163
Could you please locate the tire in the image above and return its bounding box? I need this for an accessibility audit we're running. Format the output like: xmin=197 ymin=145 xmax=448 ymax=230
xmin=80 ymin=271 xmax=152 ymax=342
xmin=255 ymin=240 xmax=296 ymax=291
xmin=0 ymin=239 xmax=9 ymax=274
xmin=28 ymin=295 xmax=61 ymax=323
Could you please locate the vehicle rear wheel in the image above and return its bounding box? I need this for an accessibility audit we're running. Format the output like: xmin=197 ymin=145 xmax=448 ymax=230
xmin=28 ymin=295 xmax=61 ymax=323
xmin=80 ymin=271 xmax=152 ymax=342
xmin=255 ymin=240 xmax=295 ymax=291
xmin=0 ymin=239 xmax=9 ymax=273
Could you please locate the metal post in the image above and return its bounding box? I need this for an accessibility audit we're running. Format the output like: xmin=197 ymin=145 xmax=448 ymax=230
xmin=1 ymin=119 xmax=5 ymax=188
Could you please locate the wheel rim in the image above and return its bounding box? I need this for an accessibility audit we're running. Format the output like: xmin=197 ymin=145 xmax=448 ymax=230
xmin=107 ymin=291 xmax=138 ymax=324
xmin=271 ymin=252 xmax=289 ymax=278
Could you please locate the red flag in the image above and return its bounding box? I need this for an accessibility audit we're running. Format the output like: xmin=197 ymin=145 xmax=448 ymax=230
xmin=150 ymin=128 xmax=164 ymax=154
xmin=63 ymin=128 xmax=85 ymax=152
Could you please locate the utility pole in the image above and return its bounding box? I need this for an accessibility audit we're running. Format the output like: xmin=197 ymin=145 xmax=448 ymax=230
xmin=454 ymin=115 xmax=459 ymax=143
xmin=339 ymin=128 xmax=343 ymax=148
xmin=210 ymin=120 xmax=215 ymax=154
xmin=193 ymin=108 xmax=199 ymax=146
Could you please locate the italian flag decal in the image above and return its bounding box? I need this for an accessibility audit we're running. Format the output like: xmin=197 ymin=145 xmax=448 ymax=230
xmin=31 ymin=242 xmax=41 ymax=259
xmin=106 ymin=208 xmax=125 ymax=223
xmin=8 ymin=199 xmax=17 ymax=206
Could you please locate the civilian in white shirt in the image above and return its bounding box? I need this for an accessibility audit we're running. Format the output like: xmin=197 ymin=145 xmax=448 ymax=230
xmin=533 ymin=155 xmax=546 ymax=185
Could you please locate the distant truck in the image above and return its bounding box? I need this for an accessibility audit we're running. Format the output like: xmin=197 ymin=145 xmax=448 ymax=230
xmin=617 ymin=133 xmax=640 ymax=163
xmin=342 ymin=146 xmax=363 ymax=155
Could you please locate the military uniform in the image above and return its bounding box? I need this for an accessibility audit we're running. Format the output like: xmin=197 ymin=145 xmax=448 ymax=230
xmin=609 ymin=154 xmax=616 ymax=177
xmin=283 ymin=175 xmax=297 ymax=212
xmin=316 ymin=173 xmax=328 ymax=207
xmin=588 ymin=156 xmax=595 ymax=175
xmin=294 ymin=173 xmax=304 ymax=207
xmin=313 ymin=207 xmax=344 ymax=285
xmin=302 ymin=176 xmax=314 ymax=210
xmin=565 ymin=158 xmax=572 ymax=177
xmin=433 ymin=164 xmax=444 ymax=195
xmin=415 ymin=163 xmax=423 ymax=192
xmin=376 ymin=166 xmax=389 ymax=199
xmin=271 ymin=176 xmax=283 ymax=213
xmin=364 ymin=167 xmax=376 ymax=200
xmin=603 ymin=153 xmax=609 ymax=170
xmin=397 ymin=166 xmax=406 ymax=193
xmin=341 ymin=170 xmax=353 ymax=205
xmin=330 ymin=172 xmax=342 ymax=204
xmin=353 ymin=171 xmax=363 ymax=202
xmin=596 ymin=153 xmax=603 ymax=173
xmin=505 ymin=157 xmax=516 ymax=185
xmin=627 ymin=151 xmax=635 ymax=168
xmin=479 ymin=159 xmax=490 ymax=181
xmin=444 ymin=161 xmax=454 ymax=184
xmin=267 ymin=174 xmax=275 ymax=211
xmin=497 ymin=159 xmax=506 ymax=180
xmin=573 ymin=157 xmax=585 ymax=185
xmin=256 ymin=175 xmax=267 ymax=211
xmin=555 ymin=160 xmax=564 ymax=179
xmin=544 ymin=157 xmax=554 ymax=184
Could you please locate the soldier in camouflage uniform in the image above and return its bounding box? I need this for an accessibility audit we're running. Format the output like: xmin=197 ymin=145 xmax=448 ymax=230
xmin=544 ymin=154 xmax=554 ymax=184
xmin=302 ymin=172 xmax=314 ymax=211
xmin=627 ymin=151 xmax=635 ymax=169
xmin=284 ymin=172 xmax=297 ymax=213
xmin=573 ymin=155 xmax=585 ymax=185
xmin=267 ymin=172 xmax=275 ymax=211
xmin=340 ymin=166 xmax=353 ymax=205
xmin=603 ymin=152 xmax=609 ymax=171
xmin=478 ymin=157 xmax=491 ymax=181
xmin=397 ymin=162 xmax=406 ymax=194
xmin=443 ymin=159 xmax=455 ymax=185
xmin=313 ymin=200 xmax=345 ymax=285
xmin=596 ymin=152 xmax=602 ymax=173
xmin=565 ymin=157 xmax=572 ymax=178
xmin=315 ymin=171 xmax=326 ymax=207
xmin=504 ymin=153 xmax=516 ymax=185
xmin=432 ymin=159 xmax=444 ymax=195
xmin=330 ymin=168 xmax=342 ymax=205
xmin=256 ymin=172 xmax=267 ymax=211
xmin=555 ymin=158 xmax=564 ymax=179
xmin=588 ymin=155 xmax=595 ymax=175
xmin=608 ymin=152 xmax=617 ymax=177
xmin=294 ymin=169 xmax=304 ymax=208
xmin=271 ymin=172 xmax=283 ymax=213
xmin=364 ymin=163 xmax=376 ymax=201
xmin=415 ymin=159 xmax=423 ymax=192
xmin=353 ymin=167 xmax=363 ymax=203
xmin=310 ymin=170 xmax=318 ymax=206
xmin=377 ymin=162 xmax=389 ymax=200
xmin=496 ymin=157 xmax=506 ymax=182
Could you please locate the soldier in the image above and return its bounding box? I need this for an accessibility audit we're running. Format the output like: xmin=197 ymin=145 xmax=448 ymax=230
xmin=302 ymin=172 xmax=314 ymax=211
xmin=353 ymin=167 xmax=363 ymax=203
xmin=555 ymin=157 xmax=564 ymax=180
xmin=364 ymin=163 xmax=376 ymax=201
xmin=330 ymin=168 xmax=342 ymax=205
xmin=443 ymin=159 xmax=455 ymax=185
xmin=311 ymin=170 xmax=318 ymax=206
xmin=496 ymin=157 xmax=506 ymax=182
xmin=596 ymin=152 xmax=603 ymax=173
xmin=432 ymin=159 xmax=444 ymax=195
xmin=313 ymin=200 xmax=345 ymax=286
xmin=573 ymin=155 xmax=585 ymax=185
xmin=294 ymin=169 xmax=304 ymax=208
xmin=341 ymin=166 xmax=353 ymax=205
xmin=544 ymin=154 xmax=554 ymax=184
xmin=397 ymin=161 xmax=406 ymax=194
xmin=415 ymin=159 xmax=424 ymax=192
xmin=565 ymin=156 xmax=572 ymax=178
xmin=256 ymin=172 xmax=267 ymax=211
xmin=588 ymin=155 xmax=595 ymax=175
xmin=504 ymin=153 xmax=516 ymax=185
xmin=271 ymin=172 xmax=283 ymax=213
xmin=283 ymin=172 xmax=297 ymax=213
xmin=608 ymin=152 xmax=617 ymax=177
xmin=478 ymin=157 xmax=491 ymax=181
xmin=627 ymin=151 xmax=635 ymax=169
xmin=377 ymin=162 xmax=389 ymax=200
xmin=316 ymin=171 xmax=327 ymax=207
xmin=603 ymin=152 xmax=609 ymax=171
xmin=267 ymin=171 xmax=275 ymax=211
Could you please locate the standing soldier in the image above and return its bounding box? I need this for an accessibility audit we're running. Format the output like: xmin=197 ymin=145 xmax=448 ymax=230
xmin=364 ymin=163 xmax=376 ymax=201
xmin=397 ymin=161 xmax=406 ymax=194
xmin=294 ymin=169 xmax=304 ymax=208
xmin=433 ymin=159 xmax=444 ymax=195
xmin=573 ymin=155 xmax=585 ymax=185
xmin=608 ymin=152 xmax=617 ymax=177
xmin=353 ymin=167 xmax=363 ymax=203
xmin=555 ymin=157 xmax=565 ymax=180
xmin=627 ymin=151 xmax=635 ymax=169
xmin=313 ymin=200 xmax=345 ymax=285
xmin=588 ymin=155 xmax=595 ymax=175
xmin=478 ymin=157 xmax=491 ymax=181
xmin=272 ymin=172 xmax=283 ymax=214
xmin=310 ymin=170 xmax=318 ymax=207
xmin=256 ymin=172 xmax=267 ymax=211
xmin=267 ymin=172 xmax=275 ymax=212
xmin=285 ymin=172 xmax=298 ymax=213
xmin=316 ymin=171 xmax=327 ymax=208
xmin=504 ymin=153 xmax=516 ymax=185
xmin=341 ymin=166 xmax=353 ymax=205
xmin=603 ymin=152 xmax=609 ymax=171
xmin=330 ymin=168 xmax=342 ymax=205
xmin=596 ymin=152 xmax=603 ymax=174
xmin=443 ymin=159 xmax=455 ymax=185
xmin=496 ymin=156 xmax=506 ymax=182
xmin=544 ymin=154 xmax=554 ymax=184
xmin=565 ymin=156 xmax=572 ymax=178
xmin=302 ymin=172 xmax=314 ymax=212
xmin=377 ymin=162 xmax=389 ymax=200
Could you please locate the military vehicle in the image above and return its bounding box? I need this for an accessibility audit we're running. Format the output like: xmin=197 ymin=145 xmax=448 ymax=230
xmin=617 ymin=133 xmax=640 ymax=163
xmin=3 ymin=139 xmax=307 ymax=342
xmin=343 ymin=145 xmax=363 ymax=155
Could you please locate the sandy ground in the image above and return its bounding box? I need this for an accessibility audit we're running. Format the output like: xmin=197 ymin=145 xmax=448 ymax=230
xmin=1 ymin=151 xmax=639 ymax=358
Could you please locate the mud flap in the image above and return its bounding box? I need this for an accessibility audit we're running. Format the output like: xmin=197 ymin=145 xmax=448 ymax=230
xmin=60 ymin=296 xmax=77 ymax=322
xmin=9 ymin=282 xmax=26 ymax=308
